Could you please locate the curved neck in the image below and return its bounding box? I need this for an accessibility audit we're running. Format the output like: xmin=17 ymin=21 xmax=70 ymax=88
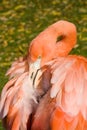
xmin=52 ymin=20 xmax=77 ymax=57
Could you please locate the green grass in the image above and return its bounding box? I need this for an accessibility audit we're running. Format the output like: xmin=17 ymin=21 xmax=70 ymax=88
xmin=0 ymin=0 xmax=87 ymax=129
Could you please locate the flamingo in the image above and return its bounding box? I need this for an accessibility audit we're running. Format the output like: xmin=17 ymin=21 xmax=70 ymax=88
xmin=0 ymin=20 xmax=83 ymax=130
xmin=28 ymin=21 xmax=87 ymax=130
xmin=30 ymin=23 xmax=87 ymax=130
xmin=29 ymin=21 xmax=87 ymax=130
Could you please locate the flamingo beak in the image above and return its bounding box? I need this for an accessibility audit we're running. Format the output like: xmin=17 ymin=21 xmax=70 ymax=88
xmin=29 ymin=56 xmax=42 ymax=88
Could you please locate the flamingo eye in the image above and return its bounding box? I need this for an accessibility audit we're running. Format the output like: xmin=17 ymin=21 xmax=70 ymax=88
xmin=56 ymin=35 xmax=64 ymax=43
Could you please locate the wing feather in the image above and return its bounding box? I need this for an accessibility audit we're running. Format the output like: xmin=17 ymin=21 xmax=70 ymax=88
xmin=6 ymin=57 xmax=28 ymax=78
xmin=49 ymin=56 xmax=87 ymax=118
xmin=0 ymin=71 xmax=41 ymax=130
xmin=49 ymin=56 xmax=87 ymax=130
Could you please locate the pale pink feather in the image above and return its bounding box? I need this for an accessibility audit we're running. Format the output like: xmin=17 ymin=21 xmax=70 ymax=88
xmin=6 ymin=57 xmax=28 ymax=78
xmin=0 ymin=71 xmax=43 ymax=130
xmin=48 ymin=55 xmax=87 ymax=119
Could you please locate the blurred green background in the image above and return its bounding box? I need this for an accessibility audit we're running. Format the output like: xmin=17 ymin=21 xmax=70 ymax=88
xmin=0 ymin=0 xmax=87 ymax=129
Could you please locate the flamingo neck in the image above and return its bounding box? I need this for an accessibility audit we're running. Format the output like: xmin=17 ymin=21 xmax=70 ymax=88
xmin=52 ymin=20 xmax=77 ymax=57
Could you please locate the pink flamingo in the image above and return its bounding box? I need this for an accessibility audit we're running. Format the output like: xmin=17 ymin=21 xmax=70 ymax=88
xmin=1 ymin=20 xmax=86 ymax=130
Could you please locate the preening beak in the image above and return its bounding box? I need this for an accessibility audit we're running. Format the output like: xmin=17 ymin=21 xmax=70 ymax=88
xmin=29 ymin=56 xmax=42 ymax=88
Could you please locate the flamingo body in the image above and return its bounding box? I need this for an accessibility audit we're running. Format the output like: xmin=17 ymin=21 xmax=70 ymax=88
xmin=31 ymin=56 xmax=87 ymax=130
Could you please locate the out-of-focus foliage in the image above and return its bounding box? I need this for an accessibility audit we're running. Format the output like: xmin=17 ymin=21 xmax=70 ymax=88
xmin=0 ymin=0 xmax=87 ymax=129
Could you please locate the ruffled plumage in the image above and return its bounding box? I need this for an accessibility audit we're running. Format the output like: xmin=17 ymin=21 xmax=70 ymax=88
xmin=0 ymin=71 xmax=43 ymax=130
xmin=1 ymin=20 xmax=86 ymax=130
xmin=48 ymin=56 xmax=87 ymax=130
xmin=6 ymin=57 xmax=28 ymax=79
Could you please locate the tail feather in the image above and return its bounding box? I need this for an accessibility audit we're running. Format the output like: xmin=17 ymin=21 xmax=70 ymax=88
xmin=51 ymin=108 xmax=87 ymax=130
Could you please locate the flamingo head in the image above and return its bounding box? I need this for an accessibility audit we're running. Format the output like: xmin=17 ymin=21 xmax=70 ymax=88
xmin=28 ymin=20 xmax=77 ymax=66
